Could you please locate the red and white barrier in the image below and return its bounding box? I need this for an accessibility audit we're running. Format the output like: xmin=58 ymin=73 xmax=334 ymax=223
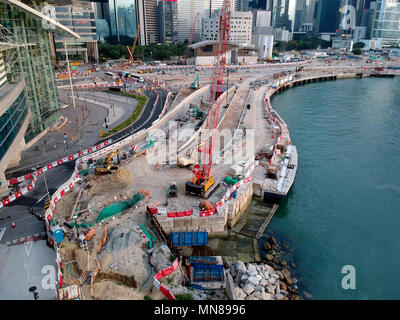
xmin=153 ymin=258 xmax=179 ymax=300
xmin=1 ymin=140 xmax=112 ymax=210
xmin=134 ymin=61 xmax=307 ymax=72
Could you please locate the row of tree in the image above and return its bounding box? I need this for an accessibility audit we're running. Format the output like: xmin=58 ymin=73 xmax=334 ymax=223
xmin=98 ymin=43 xmax=188 ymax=62
xmin=274 ymin=38 xmax=332 ymax=52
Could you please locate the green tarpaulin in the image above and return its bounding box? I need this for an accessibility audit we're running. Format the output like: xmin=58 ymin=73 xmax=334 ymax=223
xmin=95 ymin=193 xmax=144 ymax=222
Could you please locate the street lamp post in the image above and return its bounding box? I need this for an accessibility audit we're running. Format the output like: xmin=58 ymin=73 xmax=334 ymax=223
xmin=64 ymin=39 xmax=76 ymax=109
xmin=29 ymin=286 xmax=39 ymax=300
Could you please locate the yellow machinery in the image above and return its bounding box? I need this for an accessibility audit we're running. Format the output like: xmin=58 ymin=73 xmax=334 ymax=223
xmin=95 ymin=150 xmax=120 ymax=175
xmin=178 ymin=141 xmax=204 ymax=167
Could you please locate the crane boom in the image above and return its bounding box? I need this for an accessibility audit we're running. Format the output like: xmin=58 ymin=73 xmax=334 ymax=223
xmin=127 ymin=24 xmax=140 ymax=63
xmin=185 ymin=13 xmax=200 ymax=60
xmin=200 ymin=0 xmax=231 ymax=178
xmin=187 ymin=0 xmax=231 ymax=198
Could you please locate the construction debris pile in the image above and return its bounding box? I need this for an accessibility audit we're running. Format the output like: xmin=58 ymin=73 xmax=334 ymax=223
xmin=98 ymin=221 xmax=149 ymax=287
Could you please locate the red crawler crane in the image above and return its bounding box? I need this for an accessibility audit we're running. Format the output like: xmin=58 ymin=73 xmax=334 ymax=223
xmin=185 ymin=13 xmax=200 ymax=60
xmin=185 ymin=0 xmax=231 ymax=199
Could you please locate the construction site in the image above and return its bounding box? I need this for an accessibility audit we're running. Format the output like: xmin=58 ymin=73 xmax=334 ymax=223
xmin=48 ymin=0 xmax=302 ymax=301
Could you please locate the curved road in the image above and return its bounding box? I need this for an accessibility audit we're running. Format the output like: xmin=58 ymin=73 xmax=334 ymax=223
xmin=0 ymin=88 xmax=166 ymax=245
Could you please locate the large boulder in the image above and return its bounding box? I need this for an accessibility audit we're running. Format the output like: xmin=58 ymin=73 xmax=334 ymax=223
xmin=150 ymin=244 xmax=172 ymax=272
xmin=260 ymin=278 xmax=268 ymax=287
xmin=241 ymin=273 xmax=249 ymax=282
xmin=247 ymin=276 xmax=260 ymax=287
xmin=263 ymin=242 xmax=271 ymax=250
xmin=265 ymin=254 xmax=274 ymax=261
xmin=275 ymin=293 xmax=284 ymax=300
xmin=271 ymin=273 xmax=280 ymax=280
xmin=262 ymin=292 xmax=274 ymax=300
xmin=264 ymin=264 xmax=275 ymax=275
xmin=246 ymin=269 xmax=258 ymax=277
xmin=247 ymin=264 xmax=257 ymax=273
xmin=235 ymin=287 xmax=247 ymax=300
xmin=248 ymin=291 xmax=263 ymax=300
xmin=266 ymin=284 xmax=275 ymax=294
xmin=242 ymin=283 xmax=255 ymax=296
xmin=268 ymin=236 xmax=277 ymax=245
xmin=236 ymin=261 xmax=247 ymax=274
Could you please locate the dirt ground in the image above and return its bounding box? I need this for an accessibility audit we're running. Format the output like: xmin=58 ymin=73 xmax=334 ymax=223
xmin=54 ymin=190 xmax=79 ymax=219
xmin=87 ymin=168 xmax=132 ymax=198
xmin=81 ymin=280 xmax=145 ymax=300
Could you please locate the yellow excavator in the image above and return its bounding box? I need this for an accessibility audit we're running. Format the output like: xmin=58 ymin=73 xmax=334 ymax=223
xmin=95 ymin=150 xmax=120 ymax=175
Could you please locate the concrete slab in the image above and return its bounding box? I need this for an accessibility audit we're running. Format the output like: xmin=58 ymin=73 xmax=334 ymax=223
xmin=0 ymin=241 xmax=57 ymax=300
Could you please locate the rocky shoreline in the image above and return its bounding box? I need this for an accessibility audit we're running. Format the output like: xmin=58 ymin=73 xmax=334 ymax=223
xmin=227 ymin=235 xmax=302 ymax=300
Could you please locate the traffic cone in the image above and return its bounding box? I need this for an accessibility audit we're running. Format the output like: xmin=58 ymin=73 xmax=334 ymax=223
xmin=12 ymin=222 xmax=16 ymax=229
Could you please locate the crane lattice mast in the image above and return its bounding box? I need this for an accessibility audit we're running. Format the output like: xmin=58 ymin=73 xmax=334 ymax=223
xmin=193 ymin=0 xmax=231 ymax=182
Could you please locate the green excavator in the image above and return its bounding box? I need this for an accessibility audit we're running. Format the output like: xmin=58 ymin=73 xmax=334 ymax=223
xmin=190 ymin=75 xmax=199 ymax=89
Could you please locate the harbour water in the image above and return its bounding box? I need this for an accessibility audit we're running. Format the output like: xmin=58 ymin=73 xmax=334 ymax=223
xmin=268 ymin=77 xmax=400 ymax=299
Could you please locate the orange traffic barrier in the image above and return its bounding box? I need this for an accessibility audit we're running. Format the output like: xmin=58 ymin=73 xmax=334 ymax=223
xmin=102 ymin=226 xmax=107 ymax=246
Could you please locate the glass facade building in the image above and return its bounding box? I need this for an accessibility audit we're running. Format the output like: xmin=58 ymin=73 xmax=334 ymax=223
xmin=95 ymin=0 xmax=137 ymax=44
xmin=53 ymin=2 xmax=99 ymax=63
xmin=0 ymin=2 xmax=61 ymax=142
xmin=0 ymin=90 xmax=28 ymax=161
xmin=158 ymin=0 xmax=178 ymax=44
xmin=371 ymin=0 xmax=400 ymax=46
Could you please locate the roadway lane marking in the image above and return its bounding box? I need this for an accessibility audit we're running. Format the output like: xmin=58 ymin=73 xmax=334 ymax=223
xmin=35 ymin=193 xmax=49 ymax=204
xmin=0 ymin=227 xmax=6 ymax=242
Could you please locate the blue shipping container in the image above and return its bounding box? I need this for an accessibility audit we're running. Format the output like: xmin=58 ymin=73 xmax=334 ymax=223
xmin=170 ymin=232 xmax=208 ymax=246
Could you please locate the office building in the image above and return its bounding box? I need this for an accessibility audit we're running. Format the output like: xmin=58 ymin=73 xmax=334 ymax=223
xmin=53 ymin=1 xmax=99 ymax=63
xmin=202 ymin=11 xmax=253 ymax=45
xmin=177 ymin=0 xmax=238 ymax=43
xmin=370 ymin=0 xmax=400 ymax=47
xmin=314 ymin=0 xmax=341 ymax=33
xmin=94 ymin=0 xmax=137 ymax=45
xmin=238 ymin=0 xmax=251 ymax=11
xmin=249 ymin=0 xmax=268 ymax=9
xmin=0 ymin=0 xmax=79 ymax=193
xmin=136 ymin=0 xmax=159 ymax=45
xmin=254 ymin=10 xmax=272 ymax=27
xmin=178 ymin=0 xmax=208 ymax=43
xmin=158 ymin=0 xmax=179 ymax=44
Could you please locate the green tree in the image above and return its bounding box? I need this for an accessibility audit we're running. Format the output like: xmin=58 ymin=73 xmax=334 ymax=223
xmin=352 ymin=48 xmax=362 ymax=55
xmin=354 ymin=42 xmax=366 ymax=49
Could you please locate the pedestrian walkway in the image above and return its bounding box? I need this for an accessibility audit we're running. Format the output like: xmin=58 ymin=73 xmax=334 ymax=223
xmin=62 ymin=90 xmax=138 ymax=127
xmin=6 ymin=96 xmax=109 ymax=175
xmin=0 ymin=240 xmax=57 ymax=300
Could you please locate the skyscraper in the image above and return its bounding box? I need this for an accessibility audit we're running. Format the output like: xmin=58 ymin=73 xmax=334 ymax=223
xmin=53 ymin=1 xmax=99 ymax=63
xmin=135 ymin=0 xmax=159 ymax=45
xmin=371 ymin=0 xmax=400 ymax=47
xmin=249 ymin=0 xmax=268 ymax=9
xmin=177 ymin=0 xmax=208 ymax=43
xmin=269 ymin=0 xmax=297 ymax=32
xmin=158 ymin=0 xmax=179 ymax=44
xmin=94 ymin=0 xmax=137 ymax=45
xmin=314 ymin=0 xmax=341 ymax=33
xmin=237 ymin=0 xmax=251 ymax=11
